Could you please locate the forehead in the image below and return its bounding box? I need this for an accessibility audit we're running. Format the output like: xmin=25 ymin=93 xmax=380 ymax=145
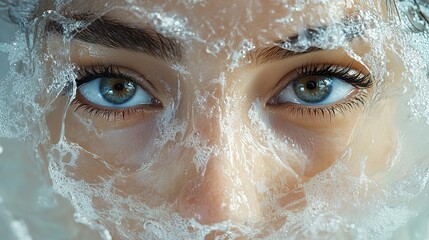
xmin=61 ymin=0 xmax=370 ymax=42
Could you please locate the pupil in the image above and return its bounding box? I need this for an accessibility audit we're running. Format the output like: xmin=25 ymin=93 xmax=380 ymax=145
xmin=114 ymin=83 xmax=124 ymax=91
xmin=306 ymin=81 xmax=317 ymax=90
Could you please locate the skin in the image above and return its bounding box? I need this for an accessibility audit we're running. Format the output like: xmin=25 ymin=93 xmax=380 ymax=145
xmin=43 ymin=0 xmax=402 ymax=238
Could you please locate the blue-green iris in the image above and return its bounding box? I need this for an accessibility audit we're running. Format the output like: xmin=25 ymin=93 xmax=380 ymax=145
xmin=292 ymin=76 xmax=333 ymax=103
xmin=99 ymin=78 xmax=137 ymax=104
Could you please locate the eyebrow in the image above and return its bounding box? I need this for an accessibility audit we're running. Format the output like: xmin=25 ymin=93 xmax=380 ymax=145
xmin=48 ymin=15 xmax=363 ymax=66
xmin=47 ymin=16 xmax=182 ymax=62
xmin=248 ymin=20 xmax=365 ymax=65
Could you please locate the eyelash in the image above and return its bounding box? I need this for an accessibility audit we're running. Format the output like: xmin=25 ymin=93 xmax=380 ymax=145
xmin=72 ymin=65 xmax=159 ymax=121
xmin=71 ymin=63 xmax=373 ymax=121
xmin=269 ymin=63 xmax=373 ymax=118
xmin=296 ymin=63 xmax=372 ymax=89
xmin=75 ymin=65 xmax=134 ymax=87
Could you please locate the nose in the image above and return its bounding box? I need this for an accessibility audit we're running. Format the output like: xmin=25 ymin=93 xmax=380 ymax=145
xmin=176 ymin=151 xmax=261 ymax=225
xmin=174 ymin=104 xmax=261 ymax=225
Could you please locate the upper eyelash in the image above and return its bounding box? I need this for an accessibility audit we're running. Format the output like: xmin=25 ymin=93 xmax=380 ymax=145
xmin=72 ymin=65 xmax=161 ymax=120
xmin=267 ymin=63 xmax=373 ymax=119
xmin=75 ymin=65 xmax=133 ymax=86
xmin=75 ymin=65 xmax=160 ymax=97
xmin=295 ymin=62 xmax=373 ymax=89
xmin=73 ymin=63 xmax=372 ymax=120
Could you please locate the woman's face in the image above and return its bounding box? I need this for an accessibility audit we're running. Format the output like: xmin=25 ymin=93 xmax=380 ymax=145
xmin=44 ymin=0 xmax=402 ymax=238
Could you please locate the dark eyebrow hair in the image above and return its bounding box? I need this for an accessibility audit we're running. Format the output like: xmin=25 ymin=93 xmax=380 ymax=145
xmin=249 ymin=19 xmax=365 ymax=65
xmin=47 ymin=16 xmax=182 ymax=62
xmin=47 ymin=15 xmax=363 ymax=66
xmin=249 ymin=45 xmax=323 ymax=66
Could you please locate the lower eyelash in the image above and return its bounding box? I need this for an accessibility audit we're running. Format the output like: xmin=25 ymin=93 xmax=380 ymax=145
xmin=266 ymin=62 xmax=373 ymax=119
xmin=73 ymin=63 xmax=371 ymax=121
xmin=72 ymin=101 xmax=150 ymax=121
xmin=280 ymin=91 xmax=368 ymax=120
xmin=72 ymin=65 xmax=162 ymax=121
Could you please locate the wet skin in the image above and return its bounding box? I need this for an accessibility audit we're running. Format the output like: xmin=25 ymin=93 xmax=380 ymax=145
xmin=44 ymin=0 xmax=400 ymax=237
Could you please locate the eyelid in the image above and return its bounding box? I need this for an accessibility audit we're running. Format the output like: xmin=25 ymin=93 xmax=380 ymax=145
xmin=75 ymin=65 xmax=161 ymax=99
xmin=267 ymin=62 xmax=372 ymax=103
xmin=72 ymin=65 xmax=163 ymax=121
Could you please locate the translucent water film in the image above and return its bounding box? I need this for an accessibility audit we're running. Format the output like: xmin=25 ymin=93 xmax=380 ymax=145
xmin=0 ymin=0 xmax=429 ymax=239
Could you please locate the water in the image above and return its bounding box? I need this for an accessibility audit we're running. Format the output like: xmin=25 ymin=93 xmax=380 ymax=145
xmin=0 ymin=0 xmax=429 ymax=239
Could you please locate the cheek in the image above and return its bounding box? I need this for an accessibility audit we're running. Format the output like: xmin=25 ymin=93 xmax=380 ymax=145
xmin=269 ymin=114 xmax=361 ymax=178
xmin=300 ymin=132 xmax=350 ymax=177
xmin=63 ymin=111 xmax=159 ymax=169
xmin=348 ymin=101 xmax=397 ymax=176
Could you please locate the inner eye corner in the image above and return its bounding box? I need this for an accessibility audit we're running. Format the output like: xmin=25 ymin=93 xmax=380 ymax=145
xmin=151 ymin=98 xmax=164 ymax=108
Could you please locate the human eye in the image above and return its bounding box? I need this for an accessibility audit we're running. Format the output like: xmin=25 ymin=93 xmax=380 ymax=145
xmin=267 ymin=63 xmax=373 ymax=118
xmin=73 ymin=65 xmax=162 ymax=120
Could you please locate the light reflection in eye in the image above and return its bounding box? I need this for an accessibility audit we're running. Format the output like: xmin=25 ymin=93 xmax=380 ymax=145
xmin=79 ymin=77 xmax=155 ymax=108
xmin=267 ymin=64 xmax=373 ymax=117
xmin=275 ymin=75 xmax=355 ymax=106
xmin=71 ymin=65 xmax=164 ymax=120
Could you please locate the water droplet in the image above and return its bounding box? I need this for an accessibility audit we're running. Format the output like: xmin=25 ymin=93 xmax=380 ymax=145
xmin=0 ymin=145 xmax=3 ymax=154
